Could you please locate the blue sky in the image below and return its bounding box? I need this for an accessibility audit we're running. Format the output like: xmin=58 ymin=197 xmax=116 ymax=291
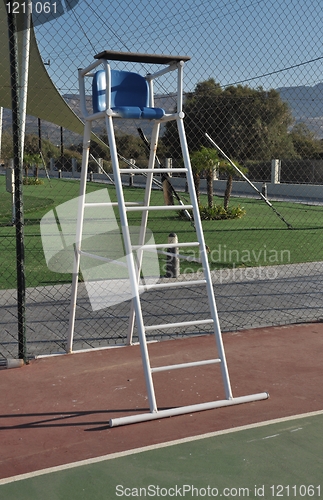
xmin=34 ymin=0 xmax=323 ymax=96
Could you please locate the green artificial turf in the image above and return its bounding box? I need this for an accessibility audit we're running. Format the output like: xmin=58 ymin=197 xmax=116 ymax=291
xmin=1 ymin=175 xmax=323 ymax=289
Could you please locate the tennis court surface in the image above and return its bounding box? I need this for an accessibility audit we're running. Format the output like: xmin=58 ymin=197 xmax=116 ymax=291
xmin=1 ymin=322 xmax=322 ymax=498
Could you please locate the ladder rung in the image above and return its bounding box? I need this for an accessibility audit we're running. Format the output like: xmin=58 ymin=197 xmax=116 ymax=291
xmin=151 ymin=358 xmax=221 ymax=373
xmin=126 ymin=204 xmax=193 ymax=212
xmin=119 ymin=168 xmax=187 ymax=174
xmin=131 ymin=242 xmax=200 ymax=250
xmin=79 ymin=250 xmax=127 ymax=267
xmin=139 ymin=279 xmax=206 ymax=291
xmin=145 ymin=318 xmax=214 ymax=331
xmin=84 ymin=202 xmax=142 ymax=207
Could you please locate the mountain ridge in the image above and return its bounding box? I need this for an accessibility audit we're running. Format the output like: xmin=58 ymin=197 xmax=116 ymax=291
xmin=2 ymin=84 xmax=323 ymax=144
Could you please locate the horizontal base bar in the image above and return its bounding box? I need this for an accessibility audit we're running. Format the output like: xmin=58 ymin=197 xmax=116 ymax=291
xmin=109 ymin=392 xmax=269 ymax=427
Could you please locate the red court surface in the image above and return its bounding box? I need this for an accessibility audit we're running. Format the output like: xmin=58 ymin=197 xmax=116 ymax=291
xmin=1 ymin=322 xmax=322 ymax=480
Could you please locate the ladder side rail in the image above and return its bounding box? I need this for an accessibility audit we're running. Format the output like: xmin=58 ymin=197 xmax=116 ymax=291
xmin=102 ymin=60 xmax=112 ymax=111
xmin=176 ymin=61 xmax=185 ymax=114
xmin=67 ymin=120 xmax=92 ymax=353
xmin=147 ymin=76 xmax=154 ymax=108
xmin=127 ymin=122 xmax=161 ymax=344
xmin=78 ymin=68 xmax=89 ymax=119
xmin=105 ymin=113 xmax=158 ymax=414
xmin=78 ymin=60 xmax=102 ymax=118
xmin=176 ymin=116 xmax=233 ymax=401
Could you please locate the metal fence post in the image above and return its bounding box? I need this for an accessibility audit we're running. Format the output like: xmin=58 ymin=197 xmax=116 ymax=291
xmin=7 ymin=5 xmax=27 ymax=361
xmin=165 ymin=232 xmax=179 ymax=278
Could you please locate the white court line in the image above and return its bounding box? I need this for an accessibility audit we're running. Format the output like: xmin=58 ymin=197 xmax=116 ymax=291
xmin=1 ymin=409 xmax=323 ymax=486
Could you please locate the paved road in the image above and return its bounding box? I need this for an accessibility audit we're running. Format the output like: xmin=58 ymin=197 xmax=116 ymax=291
xmin=1 ymin=261 xmax=323 ymax=359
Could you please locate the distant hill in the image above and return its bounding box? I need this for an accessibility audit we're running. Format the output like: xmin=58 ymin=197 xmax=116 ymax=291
xmin=277 ymin=82 xmax=323 ymax=138
xmin=0 ymin=106 xmax=83 ymax=147
xmin=2 ymin=85 xmax=323 ymax=143
xmin=0 ymin=93 xmax=178 ymax=147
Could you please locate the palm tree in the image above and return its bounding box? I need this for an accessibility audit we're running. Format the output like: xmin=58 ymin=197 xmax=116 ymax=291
xmin=23 ymin=153 xmax=41 ymax=180
xmin=190 ymin=147 xmax=219 ymax=207
xmin=219 ymin=160 xmax=247 ymax=210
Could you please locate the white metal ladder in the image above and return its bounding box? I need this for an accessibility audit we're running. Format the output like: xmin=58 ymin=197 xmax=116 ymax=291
xmin=68 ymin=51 xmax=268 ymax=427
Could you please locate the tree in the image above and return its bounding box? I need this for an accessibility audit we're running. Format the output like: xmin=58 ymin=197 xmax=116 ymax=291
xmin=190 ymin=147 xmax=219 ymax=207
xmin=163 ymin=79 xmax=295 ymax=162
xmin=23 ymin=152 xmax=42 ymax=179
xmin=0 ymin=130 xmax=13 ymax=162
xmin=290 ymin=123 xmax=323 ymax=159
xmin=95 ymin=132 xmax=158 ymax=164
xmin=24 ymin=134 xmax=60 ymax=161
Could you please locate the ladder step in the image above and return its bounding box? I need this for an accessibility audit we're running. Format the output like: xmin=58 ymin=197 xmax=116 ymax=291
xmin=119 ymin=168 xmax=187 ymax=174
xmin=132 ymin=242 xmax=200 ymax=250
xmin=139 ymin=279 xmax=206 ymax=291
xmin=145 ymin=318 xmax=214 ymax=331
xmin=126 ymin=204 xmax=193 ymax=212
xmin=84 ymin=202 xmax=142 ymax=207
xmin=151 ymin=358 xmax=221 ymax=373
xmin=79 ymin=250 xmax=127 ymax=267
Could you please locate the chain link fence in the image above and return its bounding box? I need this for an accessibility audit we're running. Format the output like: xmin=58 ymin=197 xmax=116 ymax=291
xmin=1 ymin=0 xmax=323 ymax=360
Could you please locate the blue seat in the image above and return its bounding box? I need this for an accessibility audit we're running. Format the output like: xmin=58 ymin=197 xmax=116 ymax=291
xmin=92 ymin=69 xmax=165 ymax=120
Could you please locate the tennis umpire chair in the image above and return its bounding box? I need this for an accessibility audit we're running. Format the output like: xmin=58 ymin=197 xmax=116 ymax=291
xmin=68 ymin=51 xmax=268 ymax=426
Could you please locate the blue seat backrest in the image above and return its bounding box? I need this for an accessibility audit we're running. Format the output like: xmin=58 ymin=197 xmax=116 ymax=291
xmin=92 ymin=69 xmax=149 ymax=113
xmin=92 ymin=69 xmax=165 ymax=119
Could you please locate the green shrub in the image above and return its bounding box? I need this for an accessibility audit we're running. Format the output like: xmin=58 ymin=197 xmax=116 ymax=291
xmin=178 ymin=204 xmax=246 ymax=221
xmin=23 ymin=178 xmax=44 ymax=186
xmin=199 ymin=204 xmax=246 ymax=220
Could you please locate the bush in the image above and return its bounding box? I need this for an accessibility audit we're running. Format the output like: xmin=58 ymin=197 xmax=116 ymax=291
xmin=23 ymin=178 xmax=44 ymax=186
xmin=179 ymin=204 xmax=246 ymax=220
xmin=199 ymin=204 xmax=246 ymax=220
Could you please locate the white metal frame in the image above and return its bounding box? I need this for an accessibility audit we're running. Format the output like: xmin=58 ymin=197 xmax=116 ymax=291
xmin=68 ymin=51 xmax=268 ymax=426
